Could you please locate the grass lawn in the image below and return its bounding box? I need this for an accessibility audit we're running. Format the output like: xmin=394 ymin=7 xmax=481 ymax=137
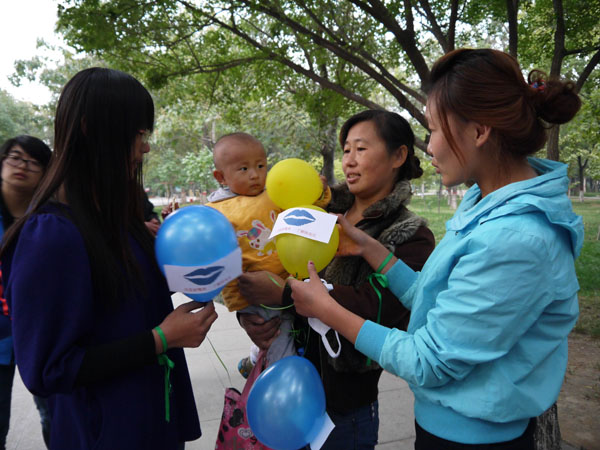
xmin=410 ymin=194 xmax=600 ymax=337
xmin=571 ymin=199 xmax=600 ymax=337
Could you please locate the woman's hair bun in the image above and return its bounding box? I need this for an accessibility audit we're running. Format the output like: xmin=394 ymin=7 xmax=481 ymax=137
xmin=528 ymin=70 xmax=581 ymax=124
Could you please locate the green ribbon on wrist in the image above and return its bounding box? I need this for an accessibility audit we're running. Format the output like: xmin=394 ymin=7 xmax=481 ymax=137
xmin=376 ymin=252 xmax=394 ymax=274
xmin=365 ymin=253 xmax=392 ymax=366
xmin=155 ymin=326 xmax=168 ymax=352
xmin=154 ymin=326 xmax=174 ymax=422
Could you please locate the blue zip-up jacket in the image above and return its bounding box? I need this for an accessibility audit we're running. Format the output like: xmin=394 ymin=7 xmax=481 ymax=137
xmin=355 ymin=158 xmax=583 ymax=444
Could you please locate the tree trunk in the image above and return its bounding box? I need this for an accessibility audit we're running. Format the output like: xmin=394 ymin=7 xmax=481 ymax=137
xmin=546 ymin=126 xmax=560 ymax=161
xmin=505 ymin=0 xmax=519 ymax=57
xmin=447 ymin=187 xmax=458 ymax=209
xmin=437 ymin=176 xmax=443 ymax=213
xmin=534 ymin=403 xmax=562 ymax=450
xmin=321 ymin=144 xmax=335 ymax=185
xmin=546 ymin=0 xmax=565 ymax=162
xmin=320 ymin=120 xmax=338 ymax=185
xmin=577 ymin=155 xmax=588 ymax=202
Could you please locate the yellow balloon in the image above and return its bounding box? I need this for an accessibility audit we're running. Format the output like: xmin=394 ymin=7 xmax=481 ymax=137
xmin=266 ymin=158 xmax=322 ymax=209
xmin=275 ymin=205 xmax=339 ymax=279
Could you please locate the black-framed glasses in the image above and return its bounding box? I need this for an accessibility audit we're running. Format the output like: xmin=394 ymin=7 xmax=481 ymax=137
xmin=4 ymin=152 xmax=43 ymax=173
xmin=138 ymin=129 xmax=152 ymax=144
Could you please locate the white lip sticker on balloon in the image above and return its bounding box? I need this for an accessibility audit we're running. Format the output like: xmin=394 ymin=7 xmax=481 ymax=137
xmin=270 ymin=207 xmax=337 ymax=243
xmin=163 ymin=247 xmax=242 ymax=294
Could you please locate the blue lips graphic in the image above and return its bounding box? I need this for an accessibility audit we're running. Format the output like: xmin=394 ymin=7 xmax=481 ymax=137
xmin=184 ymin=266 xmax=224 ymax=285
xmin=284 ymin=209 xmax=316 ymax=226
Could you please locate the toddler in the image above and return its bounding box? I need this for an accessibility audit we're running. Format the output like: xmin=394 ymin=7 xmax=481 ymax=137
xmin=207 ymin=132 xmax=329 ymax=374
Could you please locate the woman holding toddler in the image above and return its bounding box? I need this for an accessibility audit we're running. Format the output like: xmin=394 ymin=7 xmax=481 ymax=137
xmin=239 ymin=109 xmax=435 ymax=449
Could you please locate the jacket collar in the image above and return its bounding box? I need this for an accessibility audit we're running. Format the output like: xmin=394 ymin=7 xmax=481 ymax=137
xmin=447 ymin=158 xmax=583 ymax=257
xmin=328 ymin=180 xmax=413 ymax=220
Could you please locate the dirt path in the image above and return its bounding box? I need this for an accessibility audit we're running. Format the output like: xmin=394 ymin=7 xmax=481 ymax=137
xmin=558 ymin=333 xmax=600 ymax=450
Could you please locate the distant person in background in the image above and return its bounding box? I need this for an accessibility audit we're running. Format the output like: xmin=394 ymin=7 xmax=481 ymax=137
xmin=0 ymin=135 xmax=52 ymax=449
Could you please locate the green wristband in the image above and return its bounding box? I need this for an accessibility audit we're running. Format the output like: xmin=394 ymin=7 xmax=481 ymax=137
xmin=376 ymin=252 xmax=394 ymax=274
xmin=154 ymin=325 xmax=173 ymax=422
xmin=154 ymin=326 xmax=168 ymax=353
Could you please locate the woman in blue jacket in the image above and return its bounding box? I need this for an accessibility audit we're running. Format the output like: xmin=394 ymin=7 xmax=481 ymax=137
xmin=289 ymin=48 xmax=583 ymax=449
xmin=0 ymin=68 xmax=218 ymax=450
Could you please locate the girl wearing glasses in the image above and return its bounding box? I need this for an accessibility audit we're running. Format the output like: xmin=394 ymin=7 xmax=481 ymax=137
xmin=0 ymin=68 xmax=217 ymax=450
xmin=0 ymin=135 xmax=52 ymax=449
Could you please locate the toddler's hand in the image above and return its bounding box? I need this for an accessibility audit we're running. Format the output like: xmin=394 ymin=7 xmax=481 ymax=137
xmin=239 ymin=313 xmax=281 ymax=350
xmin=239 ymin=271 xmax=285 ymax=305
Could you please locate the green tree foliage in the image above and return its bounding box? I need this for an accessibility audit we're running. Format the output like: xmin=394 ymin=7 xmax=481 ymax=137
xmin=562 ymin=74 xmax=600 ymax=196
xmin=0 ymin=89 xmax=50 ymax=144
xmin=7 ymin=44 xmax=107 ymax=146
xmin=55 ymin=0 xmax=600 ymax=167
xmin=56 ymin=0 xmax=376 ymax=181
xmin=181 ymin=150 xmax=219 ymax=192
xmin=144 ymin=147 xmax=187 ymax=197
xmin=518 ymin=0 xmax=600 ymax=160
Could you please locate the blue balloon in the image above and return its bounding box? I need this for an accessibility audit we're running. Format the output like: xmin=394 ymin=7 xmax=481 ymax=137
xmin=155 ymin=205 xmax=239 ymax=302
xmin=247 ymin=356 xmax=327 ymax=450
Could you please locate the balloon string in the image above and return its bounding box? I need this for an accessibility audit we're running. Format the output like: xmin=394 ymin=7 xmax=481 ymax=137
xmin=206 ymin=335 xmax=232 ymax=385
xmin=290 ymin=322 xmax=310 ymax=357
xmin=157 ymin=353 xmax=174 ymax=422
xmin=260 ymin=273 xmax=294 ymax=310
xmin=260 ymin=304 xmax=294 ymax=311
xmin=267 ymin=274 xmax=282 ymax=287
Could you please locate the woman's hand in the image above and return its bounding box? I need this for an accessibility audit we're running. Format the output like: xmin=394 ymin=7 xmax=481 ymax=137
xmin=238 ymin=271 xmax=285 ymax=306
xmin=290 ymin=261 xmax=365 ymax=344
xmin=336 ymin=214 xmax=397 ymax=273
xmin=145 ymin=218 xmax=161 ymax=236
xmin=336 ymin=214 xmax=372 ymax=256
xmin=288 ymin=262 xmax=335 ymax=320
xmin=239 ymin=313 xmax=281 ymax=350
xmin=155 ymin=301 xmax=217 ymax=352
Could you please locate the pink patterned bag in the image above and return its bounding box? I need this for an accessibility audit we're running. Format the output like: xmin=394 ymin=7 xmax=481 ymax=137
xmin=215 ymin=351 xmax=274 ymax=450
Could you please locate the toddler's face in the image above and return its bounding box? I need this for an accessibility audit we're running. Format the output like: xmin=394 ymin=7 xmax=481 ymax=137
xmin=216 ymin=140 xmax=268 ymax=196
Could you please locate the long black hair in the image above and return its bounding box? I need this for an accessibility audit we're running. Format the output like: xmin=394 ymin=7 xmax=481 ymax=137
xmin=1 ymin=68 xmax=156 ymax=306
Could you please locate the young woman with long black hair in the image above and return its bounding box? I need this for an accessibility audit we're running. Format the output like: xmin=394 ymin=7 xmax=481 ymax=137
xmin=0 ymin=68 xmax=217 ymax=450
